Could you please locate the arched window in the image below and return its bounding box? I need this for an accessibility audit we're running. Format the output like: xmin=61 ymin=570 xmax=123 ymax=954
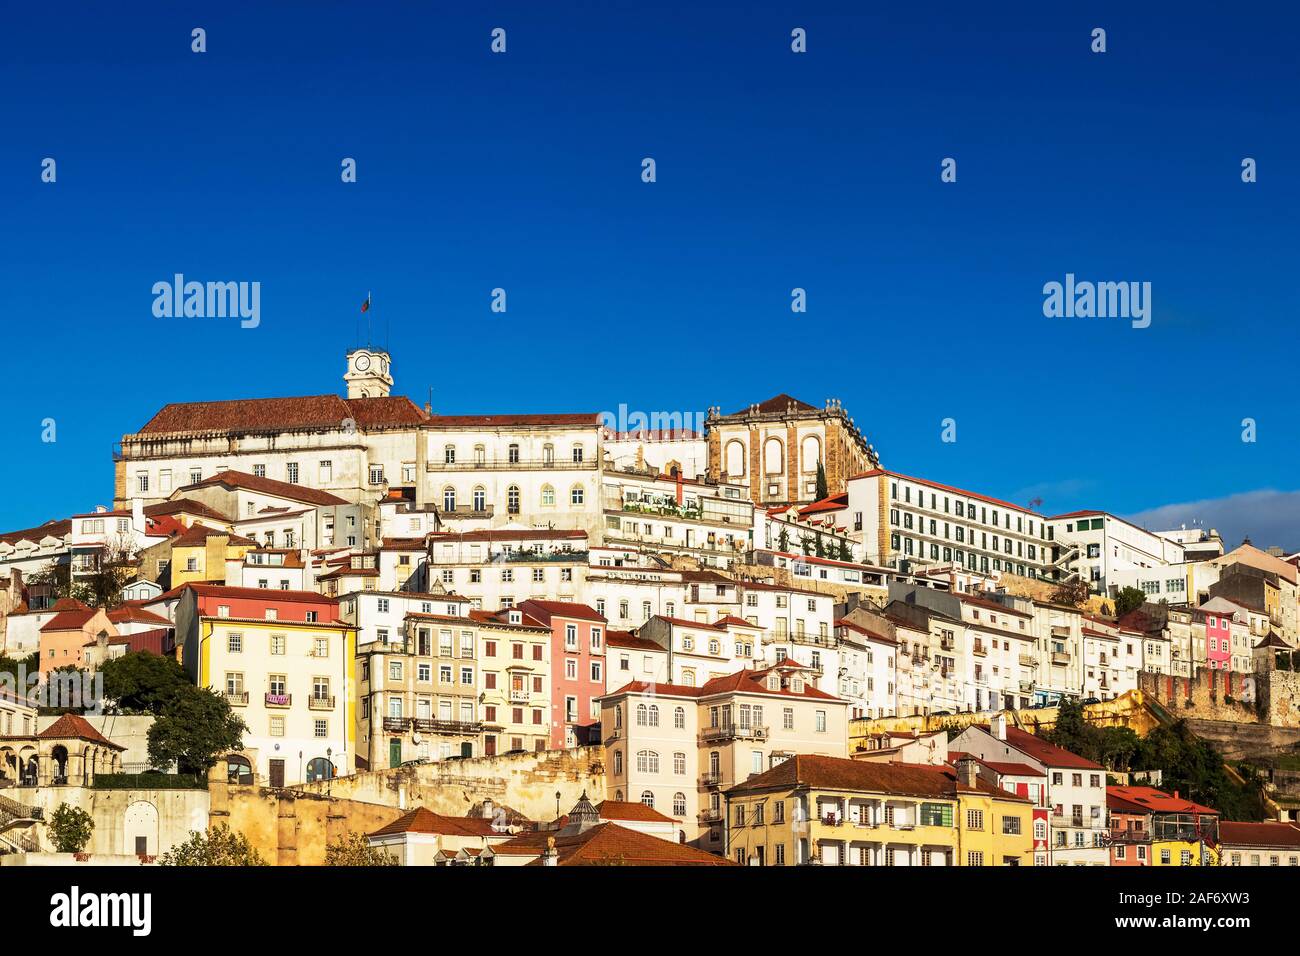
xmin=641 ymin=791 xmax=655 ymax=808
xmin=636 ymin=750 xmax=659 ymax=774
xmin=507 ymin=485 xmax=521 ymax=515
xmin=764 ymin=437 xmax=784 ymax=475
xmin=543 ymin=443 xmax=555 ymax=464
xmin=541 ymin=485 xmax=555 ymax=507
xmin=673 ymin=752 xmax=686 ymax=775
xmin=801 ymin=435 xmax=821 ymax=474
xmin=473 ymin=444 xmax=486 ymax=465
xmin=725 ymin=440 xmax=745 ymax=477
xmin=615 ymin=790 xmax=624 ymax=802
xmin=647 ymin=704 xmax=659 ymax=727
xmin=673 ymin=792 xmax=687 ymax=816
xmin=472 ymin=486 xmax=486 ymax=512
xmin=443 ymin=487 xmax=456 ymax=512
xmin=306 ymin=757 xmax=335 ymax=782
xmin=673 ymin=706 xmax=686 ymax=729
xmin=507 ymin=443 xmax=520 ymax=464
xmin=570 ymin=485 xmax=585 ymax=506
xmin=636 ymin=703 xmax=648 ymax=726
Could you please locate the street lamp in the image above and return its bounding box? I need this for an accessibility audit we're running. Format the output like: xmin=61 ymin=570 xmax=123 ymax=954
xmin=326 ymin=747 xmax=333 ymax=797
xmin=555 ymin=790 xmax=561 ymax=822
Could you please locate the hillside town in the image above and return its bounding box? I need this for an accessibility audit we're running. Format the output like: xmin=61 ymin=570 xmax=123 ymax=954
xmin=1 ymin=346 xmax=1298 ymax=867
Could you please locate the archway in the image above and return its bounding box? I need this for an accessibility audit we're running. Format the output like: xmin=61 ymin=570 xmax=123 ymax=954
xmin=50 ymin=745 xmax=69 ymax=785
xmin=123 ymin=800 xmax=159 ymax=858
xmin=225 ymin=754 xmax=254 ymax=785
xmin=305 ymin=758 xmax=335 ymax=782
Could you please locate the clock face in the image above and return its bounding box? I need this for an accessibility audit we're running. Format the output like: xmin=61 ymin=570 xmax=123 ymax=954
xmin=355 ymin=353 xmax=371 ymax=372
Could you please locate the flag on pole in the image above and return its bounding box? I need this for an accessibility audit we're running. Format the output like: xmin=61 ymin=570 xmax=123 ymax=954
xmin=361 ymin=293 xmax=371 ymax=313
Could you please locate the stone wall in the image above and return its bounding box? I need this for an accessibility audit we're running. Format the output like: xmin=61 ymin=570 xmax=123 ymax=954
xmin=15 ymin=785 xmax=209 ymax=857
xmin=208 ymin=780 xmax=403 ymax=866
xmin=1139 ymin=670 xmax=1261 ymax=725
xmin=291 ymin=744 xmax=605 ymax=821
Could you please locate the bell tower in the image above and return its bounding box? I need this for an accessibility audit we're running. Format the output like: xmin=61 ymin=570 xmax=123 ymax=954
xmin=344 ymin=348 xmax=393 ymax=399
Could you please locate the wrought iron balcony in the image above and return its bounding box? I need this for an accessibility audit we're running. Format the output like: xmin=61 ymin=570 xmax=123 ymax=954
xmin=308 ymin=695 xmax=336 ymax=711
xmin=382 ymin=717 xmax=411 ymax=732
xmin=225 ymin=691 xmax=249 ymax=706
xmin=264 ymin=693 xmax=292 ymax=707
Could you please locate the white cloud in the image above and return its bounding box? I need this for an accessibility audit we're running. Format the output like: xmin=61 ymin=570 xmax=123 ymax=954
xmin=1125 ymin=489 xmax=1300 ymax=553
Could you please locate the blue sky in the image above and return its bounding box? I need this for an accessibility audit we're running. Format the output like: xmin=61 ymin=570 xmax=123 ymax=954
xmin=3 ymin=2 xmax=1297 ymax=547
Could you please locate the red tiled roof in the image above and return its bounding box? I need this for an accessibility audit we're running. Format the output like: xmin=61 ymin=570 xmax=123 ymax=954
xmin=0 ymin=519 xmax=71 ymax=546
xmin=996 ymin=725 xmax=1104 ymax=771
xmin=107 ymin=604 xmax=171 ymax=626
xmin=136 ymin=394 xmax=427 ymax=434
xmin=144 ymin=498 xmax=232 ymax=523
xmin=428 ymin=529 xmax=587 ymax=544
xmin=727 ymin=753 xmax=1028 ymax=802
xmin=496 ymin=822 xmax=733 ymax=866
xmin=607 ymin=664 xmax=841 ymax=703
xmin=367 ymin=807 xmax=503 ymax=838
xmin=38 ymin=713 xmax=125 ymax=749
xmin=1107 ymin=785 xmax=1218 ymax=816
xmin=40 ymin=602 xmax=100 ymax=632
xmin=517 ymin=600 xmax=605 ymax=624
xmin=725 ymin=394 xmax=820 ymax=417
xmin=182 ymin=470 xmax=348 ymax=507
xmin=170 ymin=524 xmax=259 ymax=549
xmin=1219 ymin=821 xmax=1300 ymax=849
xmin=605 ymin=630 xmax=661 ymax=652
xmin=848 ymin=468 xmax=1040 ymax=516
xmin=184 ymin=583 xmax=337 ymax=606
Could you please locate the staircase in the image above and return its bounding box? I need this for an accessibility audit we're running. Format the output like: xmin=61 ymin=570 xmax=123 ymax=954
xmin=0 ymin=793 xmax=42 ymax=853
xmin=1048 ymin=540 xmax=1082 ymax=581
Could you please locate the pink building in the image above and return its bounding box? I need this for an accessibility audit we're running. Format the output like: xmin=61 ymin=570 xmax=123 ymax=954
xmin=1200 ymin=608 xmax=1232 ymax=671
xmin=518 ymin=600 xmax=606 ymax=749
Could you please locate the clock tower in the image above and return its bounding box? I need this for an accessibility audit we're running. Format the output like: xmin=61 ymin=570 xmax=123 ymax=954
xmin=344 ymin=348 xmax=394 ymax=399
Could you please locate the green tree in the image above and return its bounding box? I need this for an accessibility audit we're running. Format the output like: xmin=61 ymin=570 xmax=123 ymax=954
xmin=147 ymin=685 xmax=246 ymax=776
xmin=325 ymin=831 xmax=398 ymax=866
xmin=101 ymin=651 xmax=190 ymax=715
xmin=1114 ymin=586 xmax=1147 ymax=618
xmin=815 ymin=460 xmax=829 ymax=500
xmin=814 ymin=534 xmax=826 ymax=559
xmin=777 ymin=528 xmax=790 ymax=552
xmin=49 ymin=803 xmax=94 ymax=853
xmin=160 ymin=824 xmax=266 ymax=866
xmin=801 ymin=534 xmax=813 ymax=556
xmin=837 ymin=539 xmax=853 ymax=562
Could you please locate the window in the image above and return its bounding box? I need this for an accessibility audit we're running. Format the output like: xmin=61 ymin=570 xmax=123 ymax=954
xmin=966 ymin=809 xmax=984 ymax=831
xmin=673 ymin=706 xmax=686 ymax=729
xmin=541 ymin=485 xmax=555 ymax=507
xmin=286 ymin=462 xmax=299 ymax=484
xmin=227 ymin=633 xmax=243 ymax=653
xmin=1001 ymin=816 xmax=1020 ymax=835
xmin=967 ymin=851 xmax=984 ymax=866
xmin=673 ymin=752 xmax=686 ymax=775
xmin=571 ymin=485 xmax=585 ymax=506
xmin=314 ymin=719 xmax=328 ymax=738
xmin=507 ymin=485 xmax=520 ymax=514
xmin=673 ymin=792 xmax=686 ymax=816
xmin=815 ymin=710 xmax=826 ymax=733
xmin=443 ymin=487 xmax=456 ymax=512
xmin=636 ymin=750 xmax=659 ymax=774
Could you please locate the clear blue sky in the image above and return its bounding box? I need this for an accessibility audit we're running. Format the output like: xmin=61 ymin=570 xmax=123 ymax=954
xmin=3 ymin=2 xmax=1297 ymax=547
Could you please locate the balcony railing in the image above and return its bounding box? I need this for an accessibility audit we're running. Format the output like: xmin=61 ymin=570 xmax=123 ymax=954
xmin=1051 ymin=651 xmax=1071 ymax=666
xmin=699 ymin=808 xmax=723 ymax=823
xmin=508 ymin=690 xmax=530 ymax=703
xmin=1019 ymin=654 xmax=1037 ymax=667
xmin=264 ymin=693 xmax=292 ymax=708
xmin=383 ymin=717 xmax=410 ymax=732
xmin=308 ymin=695 xmax=335 ymax=711
xmin=700 ymin=724 xmax=768 ymax=743
xmin=701 ymin=772 xmax=722 ymax=787
xmin=972 ymin=643 xmax=988 ymax=657
xmin=225 ymin=691 xmax=249 ymax=706
xmin=413 ymin=718 xmax=483 ymax=736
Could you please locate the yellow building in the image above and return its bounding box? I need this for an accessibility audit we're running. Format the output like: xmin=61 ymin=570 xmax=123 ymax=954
xmin=168 ymin=525 xmax=258 ymax=587
xmin=724 ymin=753 xmax=1033 ymax=866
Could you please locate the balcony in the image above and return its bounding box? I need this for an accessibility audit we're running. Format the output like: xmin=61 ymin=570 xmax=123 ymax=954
xmin=264 ymin=693 xmax=292 ymax=708
xmin=700 ymin=724 xmax=768 ymax=743
xmin=225 ymin=691 xmax=249 ymax=706
xmin=508 ymin=690 xmax=530 ymax=703
xmin=1051 ymin=651 xmax=1071 ymax=666
xmin=1019 ymin=653 xmax=1037 ymax=667
xmin=699 ymin=808 xmax=723 ymax=823
xmin=308 ymin=695 xmax=336 ymax=711
xmin=428 ymin=457 xmax=593 ymax=472
xmin=1019 ymin=680 xmax=1034 ymax=693
xmin=413 ymin=718 xmax=483 ymax=736
xmin=972 ymin=642 xmax=988 ymax=657
xmin=382 ymin=717 xmax=410 ymax=733
xmin=701 ymin=771 xmax=722 ymax=787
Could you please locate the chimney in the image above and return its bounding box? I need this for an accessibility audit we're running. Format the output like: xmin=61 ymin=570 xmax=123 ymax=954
xmin=991 ymin=712 xmax=1007 ymax=741
xmin=956 ymin=756 xmax=980 ymax=789
xmin=482 ymin=798 xmax=494 ymax=820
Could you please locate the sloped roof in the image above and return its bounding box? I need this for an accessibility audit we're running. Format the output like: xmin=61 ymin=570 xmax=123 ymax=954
xmin=517 ymin=600 xmax=606 ymax=624
xmin=38 ymin=713 xmax=125 ymax=749
xmin=495 ymin=822 xmax=733 ymax=866
xmin=1219 ymin=821 xmax=1300 ymax=849
xmin=996 ymin=725 xmax=1104 ymax=771
xmin=1107 ymin=785 xmax=1217 ymax=816
xmin=136 ymin=394 xmax=427 ymax=434
xmin=595 ymin=800 xmax=677 ymax=823
xmin=367 ymin=806 xmax=503 ymax=838
xmin=182 ymin=470 xmax=348 ymax=507
xmin=726 ymin=753 xmax=1027 ymax=802
xmin=727 ymin=394 xmax=820 ymax=416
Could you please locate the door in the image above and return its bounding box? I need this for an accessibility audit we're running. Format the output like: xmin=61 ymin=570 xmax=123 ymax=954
xmin=268 ymin=759 xmax=285 ymax=788
xmin=484 ymin=735 xmax=497 ymax=757
xmin=389 ymin=739 xmax=402 ymax=769
xmin=135 ymin=836 xmax=148 ymax=856
xmin=460 ymin=741 xmax=473 ymax=758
